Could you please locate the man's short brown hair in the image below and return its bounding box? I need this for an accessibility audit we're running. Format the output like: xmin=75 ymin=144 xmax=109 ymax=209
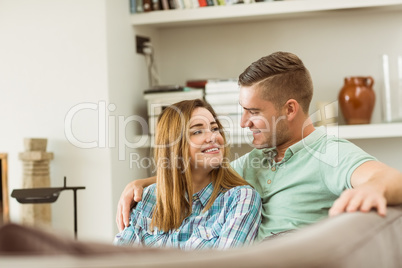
xmin=238 ymin=51 xmax=313 ymax=114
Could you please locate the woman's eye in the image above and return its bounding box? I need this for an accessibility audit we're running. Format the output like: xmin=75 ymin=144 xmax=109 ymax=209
xmin=192 ymin=130 xmax=202 ymax=135
xmin=212 ymin=127 xmax=220 ymax=132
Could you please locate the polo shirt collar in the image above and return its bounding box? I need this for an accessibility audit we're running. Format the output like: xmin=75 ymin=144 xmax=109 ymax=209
xmin=261 ymin=126 xmax=326 ymax=163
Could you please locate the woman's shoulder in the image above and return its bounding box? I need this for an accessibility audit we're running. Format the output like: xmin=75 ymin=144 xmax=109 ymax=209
xmin=223 ymin=185 xmax=261 ymax=201
xmin=135 ymin=183 xmax=157 ymax=213
xmin=217 ymin=185 xmax=261 ymax=213
xmin=142 ymin=183 xmax=157 ymax=201
xmin=143 ymin=183 xmax=156 ymax=194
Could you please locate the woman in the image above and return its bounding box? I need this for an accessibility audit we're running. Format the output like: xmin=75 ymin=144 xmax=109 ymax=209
xmin=114 ymin=99 xmax=261 ymax=250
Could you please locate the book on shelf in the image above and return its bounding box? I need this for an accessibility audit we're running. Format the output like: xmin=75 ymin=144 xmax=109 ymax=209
xmin=212 ymin=104 xmax=242 ymax=115
xmin=144 ymin=88 xmax=204 ymax=135
xmin=144 ymin=87 xmax=204 ymax=110
xmin=192 ymin=0 xmax=200 ymax=8
xmin=136 ymin=0 xmax=144 ymax=12
xmin=205 ymin=78 xmax=239 ymax=94
xmin=167 ymin=0 xmax=175 ymax=8
xmin=175 ymin=0 xmax=184 ymax=9
xmin=217 ymin=114 xmax=241 ymax=127
xmin=217 ymin=114 xmax=244 ymax=136
xmin=152 ymin=0 xmax=161 ymax=10
xmin=130 ymin=0 xmax=137 ymax=13
xmin=186 ymin=79 xmax=208 ymax=89
xmin=143 ymin=0 xmax=152 ymax=11
xmin=205 ymin=92 xmax=239 ymax=105
xmin=198 ymin=0 xmax=207 ymax=6
xmin=160 ymin=0 xmax=170 ymax=9
xmin=143 ymin=85 xmax=190 ymax=94
xmin=205 ymin=78 xmax=238 ymax=85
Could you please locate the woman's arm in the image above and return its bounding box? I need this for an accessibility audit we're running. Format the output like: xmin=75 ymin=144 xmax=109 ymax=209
xmin=215 ymin=187 xmax=262 ymax=249
xmin=116 ymin=176 xmax=157 ymax=232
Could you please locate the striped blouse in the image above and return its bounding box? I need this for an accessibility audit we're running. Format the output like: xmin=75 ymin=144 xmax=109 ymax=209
xmin=114 ymin=182 xmax=261 ymax=250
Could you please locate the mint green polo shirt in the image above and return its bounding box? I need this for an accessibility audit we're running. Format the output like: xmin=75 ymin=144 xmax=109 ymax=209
xmin=230 ymin=127 xmax=376 ymax=241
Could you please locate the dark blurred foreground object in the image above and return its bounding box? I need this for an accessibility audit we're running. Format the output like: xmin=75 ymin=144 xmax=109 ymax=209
xmin=0 ymin=206 xmax=402 ymax=268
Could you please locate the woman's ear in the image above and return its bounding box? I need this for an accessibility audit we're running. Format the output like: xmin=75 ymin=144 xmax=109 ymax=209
xmin=284 ymin=99 xmax=299 ymax=121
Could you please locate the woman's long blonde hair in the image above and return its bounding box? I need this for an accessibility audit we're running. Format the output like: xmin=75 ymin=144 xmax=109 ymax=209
xmin=151 ymin=99 xmax=249 ymax=232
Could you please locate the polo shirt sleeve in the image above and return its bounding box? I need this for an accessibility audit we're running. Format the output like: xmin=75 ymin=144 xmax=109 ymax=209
xmin=318 ymin=138 xmax=376 ymax=195
xmin=214 ymin=186 xmax=262 ymax=249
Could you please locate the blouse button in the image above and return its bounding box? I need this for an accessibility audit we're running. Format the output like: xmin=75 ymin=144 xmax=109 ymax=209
xmin=267 ymin=180 xmax=272 ymax=184
xmin=271 ymin=166 xmax=276 ymax=171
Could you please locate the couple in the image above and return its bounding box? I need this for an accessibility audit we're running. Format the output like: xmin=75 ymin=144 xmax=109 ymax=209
xmin=115 ymin=51 xmax=402 ymax=250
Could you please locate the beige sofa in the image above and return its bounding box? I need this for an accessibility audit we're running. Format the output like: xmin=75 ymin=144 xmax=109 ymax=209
xmin=1 ymin=205 xmax=402 ymax=268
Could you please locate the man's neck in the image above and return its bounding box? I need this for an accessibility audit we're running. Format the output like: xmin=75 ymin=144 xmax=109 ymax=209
xmin=275 ymin=122 xmax=315 ymax=162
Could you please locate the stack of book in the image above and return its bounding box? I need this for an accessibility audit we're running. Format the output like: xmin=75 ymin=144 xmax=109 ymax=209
xmin=204 ymin=79 xmax=242 ymax=136
xmin=130 ymin=0 xmax=270 ymax=13
xmin=144 ymin=86 xmax=204 ymax=135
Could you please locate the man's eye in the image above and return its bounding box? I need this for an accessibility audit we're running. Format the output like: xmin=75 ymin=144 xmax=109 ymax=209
xmin=244 ymin=109 xmax=257 ymax=115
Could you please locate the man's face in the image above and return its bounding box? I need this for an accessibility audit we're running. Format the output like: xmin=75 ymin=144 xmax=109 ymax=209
xmin=239 ymin=85 xmax=289 ymax=149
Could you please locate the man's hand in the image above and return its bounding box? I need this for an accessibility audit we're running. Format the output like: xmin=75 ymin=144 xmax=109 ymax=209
xmin=329 ymin=160 xmax=402 ymax=218
xmin=115 ymin=176 xmax=157 ymax=232
xmin=115 ymin=180 xmax=144 ymax=232
xmin=329 ymin=185 xmax=387 ymax=217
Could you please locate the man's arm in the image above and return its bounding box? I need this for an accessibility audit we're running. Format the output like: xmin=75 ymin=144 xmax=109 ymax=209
xmin=329 ymin=161 xmax=402 ymax=217
xmin=116 ymin=176 xmax=156 ymax=232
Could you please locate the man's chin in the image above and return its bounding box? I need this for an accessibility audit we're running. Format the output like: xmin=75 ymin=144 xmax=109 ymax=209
xmin=252 ymin=140 xmax=269 ymax=149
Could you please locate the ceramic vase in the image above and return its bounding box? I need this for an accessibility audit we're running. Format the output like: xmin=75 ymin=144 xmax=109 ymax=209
xmin=338 ymin=76 xmax=375 ymax=125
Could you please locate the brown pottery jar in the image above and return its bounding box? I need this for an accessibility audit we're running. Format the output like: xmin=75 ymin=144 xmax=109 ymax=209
xmin=338 ymin=76 xmax=375 ymax=125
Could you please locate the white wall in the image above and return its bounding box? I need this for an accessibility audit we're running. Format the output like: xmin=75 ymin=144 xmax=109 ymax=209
xmin=0 ymin=0 xmax=120 ymax=241
xmin=104 ymin=0 xmax=151 ymax=236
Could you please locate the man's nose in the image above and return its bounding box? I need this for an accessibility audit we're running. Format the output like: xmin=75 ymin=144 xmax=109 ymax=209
xmin=240 ymin=111 xmax=251 ymax=128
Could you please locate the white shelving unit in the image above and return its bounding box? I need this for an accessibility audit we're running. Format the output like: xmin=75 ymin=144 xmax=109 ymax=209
xmin=131 ymin=0 xmax=402 ymax=28
xmin=130 ymin=0 xmax=402 ymax=148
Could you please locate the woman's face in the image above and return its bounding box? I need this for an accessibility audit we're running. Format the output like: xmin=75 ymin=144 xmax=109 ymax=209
xmin=188 ymin=107 xmax=224 ymax=172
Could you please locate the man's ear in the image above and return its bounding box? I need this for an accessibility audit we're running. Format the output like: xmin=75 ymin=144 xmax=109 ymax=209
xmin=284 ymin=99 xmax=299 ymax=121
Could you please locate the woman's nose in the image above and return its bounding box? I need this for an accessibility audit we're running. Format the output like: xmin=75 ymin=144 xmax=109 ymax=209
xmin=206 ymin=130 xmax=217 ymax=143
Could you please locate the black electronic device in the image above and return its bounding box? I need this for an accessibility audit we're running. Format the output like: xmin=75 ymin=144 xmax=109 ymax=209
xmin=11 ymin=177 xmax=85 ymax=238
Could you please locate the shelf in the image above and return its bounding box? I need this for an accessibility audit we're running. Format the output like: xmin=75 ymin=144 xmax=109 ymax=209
xmin=131 ymin=0 xmax=402 ymax=28
xmin=133 ymin=122 xmax=402 ymax=148
xmin=327 ymin=122 xmax=402 ymax=140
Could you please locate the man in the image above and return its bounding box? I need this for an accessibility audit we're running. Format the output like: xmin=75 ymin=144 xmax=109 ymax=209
xmin=116 ymin=51 xmax=402 ymax=241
